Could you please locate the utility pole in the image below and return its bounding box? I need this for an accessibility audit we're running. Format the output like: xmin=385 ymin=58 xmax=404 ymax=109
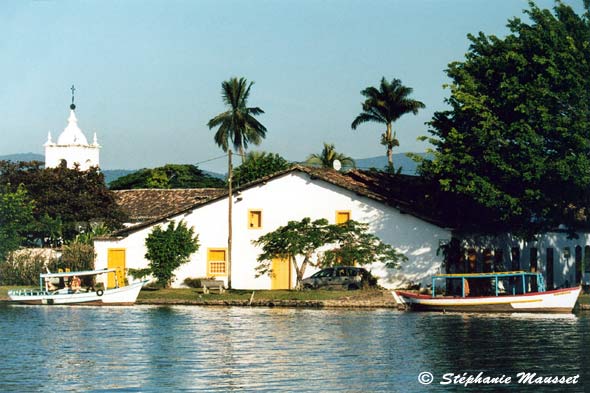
xmin=227 ymin=150 xmax=233 ymax=289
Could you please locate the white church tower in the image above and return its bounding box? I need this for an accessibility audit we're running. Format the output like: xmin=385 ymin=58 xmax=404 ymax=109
xmin=44 ymin=85 xmax=100 ymax=170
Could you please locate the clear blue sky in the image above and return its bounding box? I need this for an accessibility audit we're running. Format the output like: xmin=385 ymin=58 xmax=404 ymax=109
xmin=0 ymin=0 xmax=582 ymax=172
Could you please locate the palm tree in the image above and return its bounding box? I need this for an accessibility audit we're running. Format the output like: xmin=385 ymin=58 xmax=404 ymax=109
xmin=207 ymin=77 xmax=267 ymax=161
xmin=304 ymin=143 xmax=356 ymax=170
xmin=351 ymin=77 xmax=425 ymax=170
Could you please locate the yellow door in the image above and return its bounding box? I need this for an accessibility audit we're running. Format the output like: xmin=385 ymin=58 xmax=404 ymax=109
xmin=107 ymin=249 xmax=126 ymax=288
xmin=271 ymin=258 xmax=291 ymax=289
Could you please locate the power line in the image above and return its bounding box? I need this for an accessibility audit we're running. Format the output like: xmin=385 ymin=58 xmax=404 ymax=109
xmin=193 ymin=154 xmax=228 ymax=166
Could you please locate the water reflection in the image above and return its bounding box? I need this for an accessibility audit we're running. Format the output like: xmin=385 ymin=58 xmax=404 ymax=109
xmin=0 ymin=304 xmax=587 ymax=392
xmin=414 ymin=312 xmax=588 ymax=392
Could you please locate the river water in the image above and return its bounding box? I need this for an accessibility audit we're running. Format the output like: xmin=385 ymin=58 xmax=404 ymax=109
xmin=0 ymin=304 xmax=587 ymax=392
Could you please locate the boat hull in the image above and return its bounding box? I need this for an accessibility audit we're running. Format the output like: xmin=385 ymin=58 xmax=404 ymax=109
xmin=8 ymin=280 xmax=147 ymax=306
xmin=394 ymin=286 xmax=582 ymax=313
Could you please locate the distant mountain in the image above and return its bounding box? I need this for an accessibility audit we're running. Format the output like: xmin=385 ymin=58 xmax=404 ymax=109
xmin=2 ymin=152 xmax=428 ymax=182
xmin=201 ymin=169 xmax=225 ymax=180
xmin=0 ymin=153 xmax=44 ymax=162
xmin=102 ymin=169 xmax=136 ymax=186
xmin=355 ymin=152 xmax=431 ymax=175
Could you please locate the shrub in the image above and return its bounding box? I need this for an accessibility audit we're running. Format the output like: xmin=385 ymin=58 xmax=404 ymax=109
xmin=0 ymin=249 xmax=59 ymax=285
xmin=128 ymin=268 xmax=152 ymax=280
xmin=145 ymin=221 xmax=200 ymax=287
xmin=60 ymin=243 xmax=95 ymax=272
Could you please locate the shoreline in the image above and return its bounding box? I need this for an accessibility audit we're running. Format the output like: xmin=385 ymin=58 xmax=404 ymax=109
xmin=140 ymin=298 xmax=590 ymax=310
xmin=135 ymin=298 xmax=401 ymax=308
xmin=135 ymin=288 xmax=402 ymax=308
xmin=1 ymin=288 xmax=588 ymax=310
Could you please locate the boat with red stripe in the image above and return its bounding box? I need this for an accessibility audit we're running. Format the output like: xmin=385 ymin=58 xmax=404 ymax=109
xmin=392 ymin=271 xmax=581 ymax=313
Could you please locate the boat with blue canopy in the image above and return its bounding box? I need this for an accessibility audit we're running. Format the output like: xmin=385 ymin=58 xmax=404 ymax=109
xmin=393 ymin=271 xmax=581 ymax=313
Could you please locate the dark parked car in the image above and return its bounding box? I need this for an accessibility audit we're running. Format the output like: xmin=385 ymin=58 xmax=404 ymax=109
xmin=302 ymin=266 xmax=377 ymax=290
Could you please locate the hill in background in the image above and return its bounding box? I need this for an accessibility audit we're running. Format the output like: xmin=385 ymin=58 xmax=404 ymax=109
xmin=0 ymin=152 xmax=431 ymax=185
xmin=0 ymin=152 xmax=44 ymax=162
xmin=354 ymin=152 xmax=431 ymax=175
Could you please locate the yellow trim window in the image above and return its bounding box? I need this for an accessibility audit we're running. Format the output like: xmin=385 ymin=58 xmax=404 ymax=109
xmin=335 ymin=210 xmax=351 ymax=225
xmin=207 ymin=248 xmax=228 ymax=276
xmin=248 ymin=209 xmax=262 ymax=229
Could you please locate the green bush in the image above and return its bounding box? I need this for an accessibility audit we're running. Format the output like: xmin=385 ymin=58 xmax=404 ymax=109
xmin=60 ymin=243 xmax=95 ymax=271
xmin=145 ymin=221 xmax=200 ymax=288
xmin=128 ymin=268 xmax=152 ymax=280
xmin=0 ymin=249 xmax=59 ymax=285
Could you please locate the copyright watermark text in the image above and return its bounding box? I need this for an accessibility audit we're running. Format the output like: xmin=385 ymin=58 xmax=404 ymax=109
xmin=417 ymin=371 xmax=580 ymax=387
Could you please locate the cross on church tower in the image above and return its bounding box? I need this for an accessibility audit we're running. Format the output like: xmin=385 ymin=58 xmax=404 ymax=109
xmin=70 ymin=84 xmax=76 ymax=110
xmin=45 ymin=84 xmax=100 ymax=170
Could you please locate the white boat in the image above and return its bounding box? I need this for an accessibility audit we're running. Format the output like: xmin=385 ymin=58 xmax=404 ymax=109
xmin=393 ymin=271 xmax=582 ymax=313
xmin=8 ymin=268 xmax=148 ymax=306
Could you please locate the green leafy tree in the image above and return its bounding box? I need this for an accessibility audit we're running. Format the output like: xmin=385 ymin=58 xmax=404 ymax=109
xmin=253 ymin=218 xmax=333 ymax=290
xmin=233 ymin=151 xmax=290 ymax=186
xmin=253 ymin=218 xmax=405 ymax=289
xmin=0 ymin=185 xmax=34 ymax=261
xmin=108 ymin=169 xmax=152 ymax=189
xmin=418 ymin=2 xmax=590 ymax=235
xmin=144 ymin=221 xmax=200 ymax=287
xmin=320 ymin=220 xmax=407 ymax=268
xmin=145 ymin=169 xmax=169 ymax=189
xmin=0 ymin=160 xmax=126 ymax=242
xmin=109 ymin=164 xmax=224 ymax=190
xmin=351 ymin=77 xmax=425 ymax=170
xmin=304 ymin=142 xmax=356 ymax=170
xmin=207 ymin=77 xmax=267 ymax=160
xmin=36 ymin=213 xmax=63 ymax=248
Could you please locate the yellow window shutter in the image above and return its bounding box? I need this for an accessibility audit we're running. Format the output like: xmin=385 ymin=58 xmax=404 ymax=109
xmin=336 ymin=211 xmax=351 ymax=224
xmin=207 ymin=248 xmax=227 ymax=276
xmin=248 ymin=210 xmax=262 ymax=229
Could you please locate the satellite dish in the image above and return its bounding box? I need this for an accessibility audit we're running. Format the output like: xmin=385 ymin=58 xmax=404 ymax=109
xmin=332 ymin=159 xmax=342 ymax=171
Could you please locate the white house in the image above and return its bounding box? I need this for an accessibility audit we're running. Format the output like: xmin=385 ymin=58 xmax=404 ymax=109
xmin=454 ymin=231 xmax=590 ymax=290
xmin=94 ymin=166 xmax=452 ymax=290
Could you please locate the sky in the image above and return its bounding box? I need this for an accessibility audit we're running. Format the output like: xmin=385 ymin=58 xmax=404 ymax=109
xmin=0 ymin=0 xmax=583 ymax=173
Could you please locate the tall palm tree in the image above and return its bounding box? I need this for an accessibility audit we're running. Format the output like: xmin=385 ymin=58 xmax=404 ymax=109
xmin=305 ymin=142 xmax=356 ymax=170
xmin=207 ymin=77 xmax=266 ymax=290
xmin=207 ymin=77 xmax=267 ymax=161
xmin=351 ymin=77 xmax=425 ymax=170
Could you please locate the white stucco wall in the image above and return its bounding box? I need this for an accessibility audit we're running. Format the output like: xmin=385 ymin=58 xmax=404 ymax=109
xmin=94 ymin=172 xmax=452 ymax=289
xmin=45 ymin=144 xmax=100 ymax=170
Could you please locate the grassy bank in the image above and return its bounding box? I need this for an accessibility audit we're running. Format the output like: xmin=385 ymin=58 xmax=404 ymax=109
xmin=137 ymin=288 xmax=379 ymax=301
xmin=0 ymin=285 xmax=395 ymax=305
xmin=0 ymin=286 xmax=29 ymax=299
xmin=136 ymin=287 xmax=397 ymax=307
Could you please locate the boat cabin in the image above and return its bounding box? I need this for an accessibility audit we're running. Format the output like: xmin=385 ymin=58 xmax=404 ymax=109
xmin=431 ymin=271 xmax=547 ymax=298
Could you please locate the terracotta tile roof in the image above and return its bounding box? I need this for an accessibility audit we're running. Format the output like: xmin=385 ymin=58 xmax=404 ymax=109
xmin=113 ymin=188 xmax=226 ymax=223
xmin=102 ymin=165 xmax=452 ymax=240
xmin=291 ymin=165 xmax=448 ymax=226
